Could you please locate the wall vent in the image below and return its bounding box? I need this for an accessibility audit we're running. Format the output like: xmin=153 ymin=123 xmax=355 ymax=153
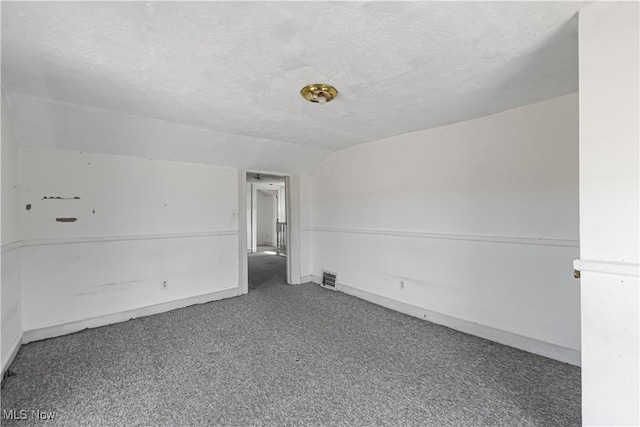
xmin=321 ymin=271 xmax=337 ymax=290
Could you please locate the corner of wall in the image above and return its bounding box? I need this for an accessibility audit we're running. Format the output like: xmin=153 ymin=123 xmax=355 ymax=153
xmin=303 ymin=94 xmax=581 ymax=365
xmin=1 ymin=84 xmax=24 ymax=375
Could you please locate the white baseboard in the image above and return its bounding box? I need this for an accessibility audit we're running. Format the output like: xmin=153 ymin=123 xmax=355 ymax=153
xmin=2 ymin=332 xmax=24 ymax=376
xmin=300 ymin=275 xmax=317 ymax=284
xmin=332 ymin=282 xmax=580 ymax=366
xmin=22 ymin=287 xmax=239 ymax=344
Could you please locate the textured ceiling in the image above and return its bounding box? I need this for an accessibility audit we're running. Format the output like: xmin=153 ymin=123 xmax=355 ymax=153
xmin=2 ymin=1 xmax=583 ymax=155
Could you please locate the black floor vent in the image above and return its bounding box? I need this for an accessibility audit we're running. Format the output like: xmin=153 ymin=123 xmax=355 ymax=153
xmin=321 ymin=271 xmax=337 ymax=290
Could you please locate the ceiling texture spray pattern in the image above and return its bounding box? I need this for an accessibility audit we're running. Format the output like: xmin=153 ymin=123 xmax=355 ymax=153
xmin=1 ymin=1 xmax=584 ymax=171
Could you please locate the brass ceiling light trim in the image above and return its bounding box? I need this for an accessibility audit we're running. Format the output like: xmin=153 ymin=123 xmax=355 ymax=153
xmin=300 ymin=83 xmax=338 ymax=104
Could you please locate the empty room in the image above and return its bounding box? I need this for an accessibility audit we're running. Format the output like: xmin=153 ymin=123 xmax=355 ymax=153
xmin=1 ymin=1 xmax=638 ymax=426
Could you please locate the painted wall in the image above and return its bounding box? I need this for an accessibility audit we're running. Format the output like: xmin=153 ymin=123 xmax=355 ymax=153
xmin=7 ymin=93 xmax=330 ymax=175
xmin=578 ymin=3 xmax=639 ymax=425
xmin=256 ymin=190 xmax=277 ymax=246
xmin=300 ymin=175 xmax=313 ymax=281
xmin=277 ymin=186 xmax=286 ymax=224
xmin=246 ymin=182 xmax=252 ymax=251
xmin=1 ymin=86 xmax=23 ymax=371
xmin=19 ymin=147 xmax=239 ymax=332
xmin=304 ymin=93 xmax=580 ymax=364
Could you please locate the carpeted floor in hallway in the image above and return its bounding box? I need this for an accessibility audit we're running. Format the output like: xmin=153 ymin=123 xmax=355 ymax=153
xmin=248 ymin=252 xmax=286 ymax=290
xmin=1 ymin=253 xmax=580 ymax=426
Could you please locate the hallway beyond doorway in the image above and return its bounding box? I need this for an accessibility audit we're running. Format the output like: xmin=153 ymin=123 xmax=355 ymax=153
xmin=256 ymin=245 xmax=276 ymax=254
xmin=248 ymin=252 xmax=286 ymax=290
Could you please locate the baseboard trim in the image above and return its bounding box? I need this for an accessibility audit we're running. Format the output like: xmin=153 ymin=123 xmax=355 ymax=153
xmin=2 ymin=332 xmax=23 ymax=377
xmin=300 ymin=226 xmax=578 ymax=248
xmin=22 ymin=287 xmax=239 ymax=344
xmin=308 ymin=275 xmax=322 ymax=284
xmin=334 ymin=282 xmax=580 ymax=366
xmin=257 ymin=243 xmax=277 ymax=248
xmin=300 ymin=275 xmax=316 ymax=284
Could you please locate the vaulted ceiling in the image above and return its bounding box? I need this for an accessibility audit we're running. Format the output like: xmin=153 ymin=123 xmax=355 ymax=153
xmin=1 ymin=1 xmax=585 ymax=173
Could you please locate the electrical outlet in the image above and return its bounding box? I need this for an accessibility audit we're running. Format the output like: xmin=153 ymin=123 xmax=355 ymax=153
xmin=161 ymin=280 xmax=168 ymax=290
xmin=400 ymin=280 xmax=405 ymax=289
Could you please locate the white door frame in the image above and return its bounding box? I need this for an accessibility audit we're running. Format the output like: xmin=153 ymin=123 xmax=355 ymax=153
xmin=238 ymin=170 xmax=302 ymax=295
xmin=285 ymin=175 xmax=302 ymax=285
xmin=237 ymin=170 xmax=249 ymax=295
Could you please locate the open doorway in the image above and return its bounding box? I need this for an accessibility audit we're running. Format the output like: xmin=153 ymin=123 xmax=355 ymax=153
xmin=246 ymin=172 xmax=287 ymax=291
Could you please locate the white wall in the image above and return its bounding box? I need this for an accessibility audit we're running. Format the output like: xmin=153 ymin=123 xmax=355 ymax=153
xmin=19 ymin=147 xmax=239 ymax=334
xmin=246 ymin=182 xmax=252 ymax=251
xmin=304 ymin=93 xmax=580 ymax=364
xmin=300 ymin=174 xmax=313 ymax=281
xmin=256 ymin=190 xmax=277 ymax=246
xmin=578 ymin=3 xmax=639 ymax=425
xmin=1 ymin=86 xmax=23 ymax=372
xmin=277 ymin=186 xmax=286 ymax=223
xmin=8 ymin=93 xmax=330 ymax=175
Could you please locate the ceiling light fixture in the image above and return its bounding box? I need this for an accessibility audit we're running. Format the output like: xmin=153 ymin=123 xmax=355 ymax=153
xmin=300 ymin=84 xmax=338 ymax=104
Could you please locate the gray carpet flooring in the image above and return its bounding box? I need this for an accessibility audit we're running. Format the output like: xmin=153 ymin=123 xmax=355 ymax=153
xmin=248 ymin=252 xmax=286 ymax=290
xmin=1 ymin=253 xmax=580 ymax=426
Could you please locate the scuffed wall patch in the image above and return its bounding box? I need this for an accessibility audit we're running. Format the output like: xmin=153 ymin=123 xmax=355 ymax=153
xmin=55 ymin=218 xmax=77 ymax=223
xmin=43 ymin=196 xmax=80 ymax=200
